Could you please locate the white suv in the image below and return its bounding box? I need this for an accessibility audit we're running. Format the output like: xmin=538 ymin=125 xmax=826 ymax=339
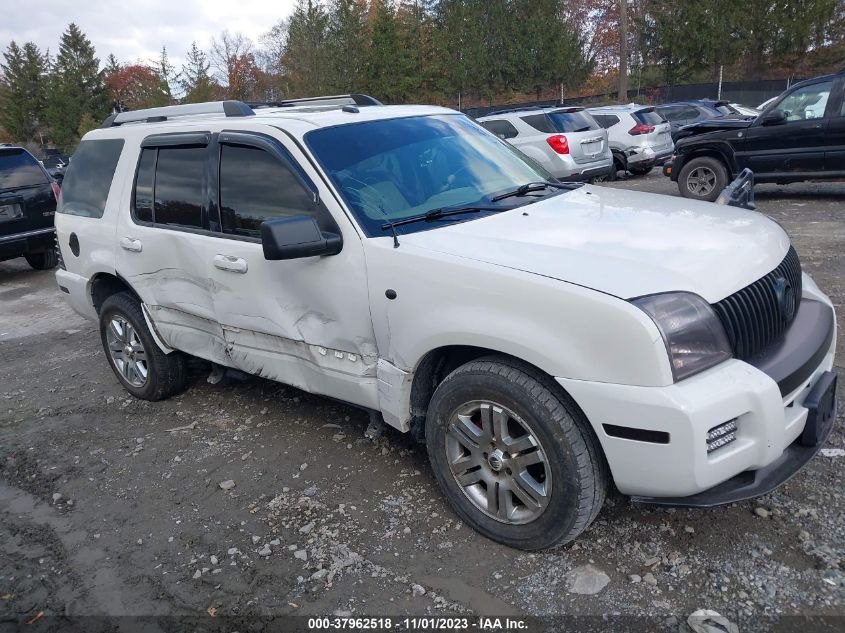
xmin=588 ymin=104 xmax=674 ymax=177
xmin=476 ymin=106 xmax=613 ymax=182
xmin=55 ymin=96 xmax=837 ymax=550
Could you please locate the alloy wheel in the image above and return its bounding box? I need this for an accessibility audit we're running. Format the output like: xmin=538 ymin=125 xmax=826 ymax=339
xmin=686 ymin=166 xmax=717 ymax=196
xmin=445 ymin=400 xmax=551 ymax=524
xmin=105 ymin=315 xmax=148 ymax=387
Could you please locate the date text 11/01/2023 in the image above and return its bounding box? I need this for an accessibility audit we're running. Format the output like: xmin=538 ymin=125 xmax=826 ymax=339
xmin=307 ymin=617 xmax=529 ymax=630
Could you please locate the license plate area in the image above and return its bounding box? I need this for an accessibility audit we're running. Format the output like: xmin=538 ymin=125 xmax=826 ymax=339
xmin=581 ymin=142 xmax=601 ymax=156
xmin=800 ymin=372 xmax=837 ymax=447
xmin=0 ymin=203 xmax=23 ymax=222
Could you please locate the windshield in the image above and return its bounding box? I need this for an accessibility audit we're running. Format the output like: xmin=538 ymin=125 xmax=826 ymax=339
xmin=305 ymin=114 xmax=554 ymax=236
xmin=713 ymin=104 xmax=734 ymax=115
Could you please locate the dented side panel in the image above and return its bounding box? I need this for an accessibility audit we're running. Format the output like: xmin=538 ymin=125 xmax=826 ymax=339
xmin=207 ymin=234 xmax=380 ymax=410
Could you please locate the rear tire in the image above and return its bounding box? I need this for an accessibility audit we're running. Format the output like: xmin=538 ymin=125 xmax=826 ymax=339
xmin=425 ymin=356 xmax=608 ymax=550
xmin=25 ymin=249 xmax=58 ymax=270
xmin=98 ymin=292 xmax=187 ymax=401
xmin=678 ymin=156 xmax=728 ymax=202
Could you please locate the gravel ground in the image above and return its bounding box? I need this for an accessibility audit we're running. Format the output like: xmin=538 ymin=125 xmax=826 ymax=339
xmin=0 ymin=172 xmax=843 ymax=632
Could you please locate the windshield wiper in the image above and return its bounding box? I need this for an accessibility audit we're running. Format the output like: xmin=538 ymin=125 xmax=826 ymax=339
xmin=490 ymin=181 xmax=580 ymax=203
xmin=380 ymin=205 xmax=508 ymax=247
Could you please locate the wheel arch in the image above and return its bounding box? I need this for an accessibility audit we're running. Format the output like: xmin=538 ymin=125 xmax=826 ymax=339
xmin=90 ymin=272 xmax=142 ymax=314
xmin=676 ymin=144 xmax=736 ymax=178
xmin=89 ymin=272 xmax=173 ymax=353
xmin=407 ymin=345 xmax=601 ymax=454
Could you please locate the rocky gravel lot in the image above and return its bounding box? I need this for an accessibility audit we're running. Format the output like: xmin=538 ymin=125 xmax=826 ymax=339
xmin=0 ymin=172 xmax=843 ymax=632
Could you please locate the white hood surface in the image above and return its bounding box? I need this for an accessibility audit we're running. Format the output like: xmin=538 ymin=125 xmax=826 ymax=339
xmin=400 ymin=184 xmax=791 ymax=303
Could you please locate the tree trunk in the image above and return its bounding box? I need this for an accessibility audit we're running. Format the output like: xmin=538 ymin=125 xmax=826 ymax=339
xmin=618 ymin=0 xmax=628 ymax=101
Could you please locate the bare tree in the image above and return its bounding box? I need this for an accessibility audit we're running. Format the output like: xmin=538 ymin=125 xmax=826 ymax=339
xmin=210 ymin=30 xmax=254 ymax=86
xmin=258 ymin=19 xmax=290 ymax=99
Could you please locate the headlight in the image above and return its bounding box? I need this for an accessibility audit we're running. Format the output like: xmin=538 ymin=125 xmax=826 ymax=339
xmin=632 ymin=292 xmax=732 ymax=381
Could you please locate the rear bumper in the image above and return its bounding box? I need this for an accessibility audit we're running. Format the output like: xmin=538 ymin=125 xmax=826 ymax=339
xmin=558 ymin=293 xmax=837 ymax=500
xmin=551 ymin=155 xmax=613 ymax=182
xmin=558 ymin=163 xmax=614 ymax=182
xmin=55 ymin=268 xmax=97 ymax=320
xmin=0 ymin=227 xmax=54 ymax=259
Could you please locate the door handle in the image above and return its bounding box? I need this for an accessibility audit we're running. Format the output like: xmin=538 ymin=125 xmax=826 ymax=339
xmin=119 ymin=237 xmax=143 ymax=252
xmin=213 ymin=254 xmax=248 ymax=274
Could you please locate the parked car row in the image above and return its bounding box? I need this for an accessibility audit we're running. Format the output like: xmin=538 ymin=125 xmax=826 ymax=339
xmin=477 ymin=103 xmax=675 ymax=182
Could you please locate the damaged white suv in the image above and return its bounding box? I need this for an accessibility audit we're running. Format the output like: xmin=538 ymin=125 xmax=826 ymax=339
xmin=55 ymin=96 xmax=837 ymax=550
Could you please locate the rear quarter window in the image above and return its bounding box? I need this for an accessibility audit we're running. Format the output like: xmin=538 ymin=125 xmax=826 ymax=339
xmin=591 ymin=114 xmax=619 ymax=129
xmin=480 ymin=119 xmax=519 ymax=139
xmin=0 ymin=149 xmax=49 ymax=190
xmin=58 ymin=139 xmax=125 ymax=218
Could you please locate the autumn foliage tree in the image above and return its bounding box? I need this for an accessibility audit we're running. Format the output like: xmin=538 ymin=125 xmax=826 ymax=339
xmin=105 ymin=64 xmax=170 ymax=111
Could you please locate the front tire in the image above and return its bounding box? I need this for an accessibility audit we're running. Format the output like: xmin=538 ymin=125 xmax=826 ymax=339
xmin=25 ymin=249 xmax=58 ymax=270
xmin=629 ymin=165 xmax=653 ymax=176
xmin=425 ymin=357 xmax=607 ymax=550
xmin=98 ymin=292 xmax=187 ymax=401
xmin=678 ymin=156 xmax=728 ymax=202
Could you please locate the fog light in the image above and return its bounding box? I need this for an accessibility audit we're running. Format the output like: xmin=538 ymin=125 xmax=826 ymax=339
xmin=706 ymin=419 xmax=737 ymax=453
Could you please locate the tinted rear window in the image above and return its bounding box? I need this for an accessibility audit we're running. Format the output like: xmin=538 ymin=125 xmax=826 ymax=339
xmin=59 ymin=139 xmax=125 ymax=218
xmin=523 ymin=110 xmax=600 ymax=133
xmin=634 ymin=109 xmax=664 ymax=126
xmin=0 ymin=149 xmax=49 ymax=190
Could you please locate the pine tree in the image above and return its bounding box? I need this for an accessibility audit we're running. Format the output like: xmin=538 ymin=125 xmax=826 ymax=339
xmin=325 ymin=0 xmax=368 ymax=92
xmin=179 ymin=42 xmax=216 ymax=103
xmin=104 ymin=53 xmax=121 ymax=76
xmin=45 ymin=24 xmax=108 ymax=151
xmin=0 ymin=41 xmax=48 ymax=144
xmin=151 ymin=46 xmax=174 ymax=105
xmin=283 ymin=0 xmax=329 ymax=96
xmin=364 ymin=0 xmax=405 ymax=102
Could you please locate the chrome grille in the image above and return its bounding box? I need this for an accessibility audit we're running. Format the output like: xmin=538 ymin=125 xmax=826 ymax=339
xmin=712 ymin=247 xmax=802 ymax=361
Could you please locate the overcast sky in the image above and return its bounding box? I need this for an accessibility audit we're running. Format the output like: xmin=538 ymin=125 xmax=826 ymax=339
xmin=1 ymin=0 xmax=298 ymax=70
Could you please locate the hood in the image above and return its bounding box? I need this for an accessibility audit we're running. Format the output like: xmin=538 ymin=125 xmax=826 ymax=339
xmin=676 ymin=117 xmax=753 ymax=141
xmin=399 ymin=185 xmax=790 ymax=303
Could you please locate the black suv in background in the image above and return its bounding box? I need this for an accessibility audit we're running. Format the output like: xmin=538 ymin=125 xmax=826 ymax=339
xmin=663 ymin=70 xmax=845 ymax=201
xmin=0 ymin=146 xmax=59 ymax=269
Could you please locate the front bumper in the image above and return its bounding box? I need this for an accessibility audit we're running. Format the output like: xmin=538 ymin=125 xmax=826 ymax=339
xmin=558 ymin=298 xmax=837 ymax=500
xmin=632 ymin=371 xmax=836 ymax=506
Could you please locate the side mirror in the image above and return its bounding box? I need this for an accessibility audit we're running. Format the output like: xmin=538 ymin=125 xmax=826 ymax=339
xmin=760 ymin=110 xmax=787 ymax=126
xmin=261 ymin=215 xmax=342 ymax=261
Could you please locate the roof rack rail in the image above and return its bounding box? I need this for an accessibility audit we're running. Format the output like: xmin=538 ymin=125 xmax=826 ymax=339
xmin=247 ymin=94 xmax=383 ymax=109
xmin=101 ymin=100 xmax=255 ymax=128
